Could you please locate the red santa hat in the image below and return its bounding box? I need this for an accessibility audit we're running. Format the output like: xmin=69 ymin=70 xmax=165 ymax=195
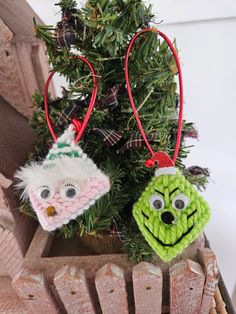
xmin=145 ymin=151 xmax=176 ymax=177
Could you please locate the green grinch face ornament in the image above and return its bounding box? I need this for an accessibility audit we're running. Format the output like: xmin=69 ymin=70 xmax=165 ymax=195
xmin=125 ymin=28 xmax=211 ymax=262
xmin=133 ymin=152 xmax=210 ymax=261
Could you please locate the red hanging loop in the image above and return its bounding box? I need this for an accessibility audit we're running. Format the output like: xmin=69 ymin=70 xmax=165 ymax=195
xmin=44 ymin=55 xmax=98 ymax=143
xmin=125 ymin=28 xmax=184 ymax=166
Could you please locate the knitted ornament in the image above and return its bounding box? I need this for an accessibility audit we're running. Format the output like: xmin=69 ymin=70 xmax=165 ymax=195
xmin=15 ymin=55 xmax=110 ymax=232
xmin=125 ymin=28 xmax=211 ymax=261
xmin=15 ymin=124 xmax=110 ymax=232
xmin=132 ymin=152 xmax=210 ymax=261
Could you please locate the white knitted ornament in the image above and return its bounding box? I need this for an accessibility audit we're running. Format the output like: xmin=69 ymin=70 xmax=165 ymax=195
xmin=15 ymin=124 xmax=110 ymax=231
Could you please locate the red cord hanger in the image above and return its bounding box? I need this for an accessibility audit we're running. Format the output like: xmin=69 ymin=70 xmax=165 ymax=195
xmin=44 ymin=55 xmax=98 ymax=143
xmin=125 ymin=28 xmax=183 ymax=167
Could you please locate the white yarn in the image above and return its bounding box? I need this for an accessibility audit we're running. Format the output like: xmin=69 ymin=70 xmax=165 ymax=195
xmin=155 ymin=167 xmax=177 ymax=177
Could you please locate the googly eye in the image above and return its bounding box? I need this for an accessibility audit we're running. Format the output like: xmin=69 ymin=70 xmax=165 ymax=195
xmin=172 ymin=194 xmax=189 ymax=210
xmin=37 ymin=186 xmax=51 ymax=201
xmin=60 ymin=183 xmax=79 ymax=200
xmin=150 ymin=194 xmax=165 ymax=211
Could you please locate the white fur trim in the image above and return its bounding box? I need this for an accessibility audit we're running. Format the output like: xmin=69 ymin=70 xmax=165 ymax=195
xmin=155 ymin=167 xmax=176 ymax=177
xmin=14 ymin=123 xmax=109 ymax=203
xmin=14 ymin=156 xmax=107 ymax=201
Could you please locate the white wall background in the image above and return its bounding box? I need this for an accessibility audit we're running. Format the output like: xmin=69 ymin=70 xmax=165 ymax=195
xmin=27 ymin=0 xmax=236 ymax=299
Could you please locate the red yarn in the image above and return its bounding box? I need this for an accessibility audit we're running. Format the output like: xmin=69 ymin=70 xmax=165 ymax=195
xmin=125 ymin=28 xmax=183 ymax=166
xmin=152 ymin=151 xmax=174 ymax=168
xmin=44 ymin=56 xmax=98 ymax=143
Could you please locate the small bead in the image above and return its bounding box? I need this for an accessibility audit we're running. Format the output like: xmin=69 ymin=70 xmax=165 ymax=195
xmin=146 ymin=159 xmax=155 ymax=168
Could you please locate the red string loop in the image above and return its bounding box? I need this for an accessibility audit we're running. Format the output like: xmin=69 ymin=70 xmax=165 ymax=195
xmin=125 ymin=28 xmax=183 ymax=166
xmin=44 ymin=55 xmax=98 ymax=143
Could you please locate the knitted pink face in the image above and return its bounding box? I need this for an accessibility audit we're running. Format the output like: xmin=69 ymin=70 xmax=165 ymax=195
xmin=28 ymin=177 xmax=109 ymax=232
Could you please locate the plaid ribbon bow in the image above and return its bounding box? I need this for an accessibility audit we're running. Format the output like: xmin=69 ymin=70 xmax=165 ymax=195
xmin=118 ymin=131 xmax=157 ymax=152
xmin=97 ymin=85 xmax=120 ymax=109
xmin=93 ymin=128 xmax=122 ymax=146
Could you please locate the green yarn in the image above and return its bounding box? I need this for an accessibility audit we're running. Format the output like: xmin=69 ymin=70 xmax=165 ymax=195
xmin=47 ymin=151 xmax=80 ymax=160
xmin=57 ymin=143 xmax=69 ymax=149
xmin=132 ymin=170 xmax=210 ymax=261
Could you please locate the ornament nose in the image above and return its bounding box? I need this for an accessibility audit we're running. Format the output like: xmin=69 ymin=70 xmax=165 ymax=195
xmin=161 ymin=211 xmax=175 ymax=225
xmin=46 ymin=206 xmax=57 ymax=217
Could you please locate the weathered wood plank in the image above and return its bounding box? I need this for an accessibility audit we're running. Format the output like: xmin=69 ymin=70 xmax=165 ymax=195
xmin=15 ymin=43 xmax=39 ymax=103
xmin=24 ymin=226 xmax=54 ymax=260
xmin=0 ymin=172 xmax=12 ymax=189
xmin=0 ymin=261 xmax=7 ymax=276
xmin=0 ymin=96 xmax=36 ymax=174
xmin=31 ymin=43 xmax=55 ymax=95
xmin=54 ymin=265 xmax=95 ymax=314
xmin=0 ymin=0 xmax=43 ymax=43
xmin=0 ymin=226 xmax=24 ymax=278
xmin=0 ymin=276 xmax=27 ymax=314
xmin=215 ymin=287 xmax=227 ymax=314
xmin=12 ymin=269 xmax=61 ymax=314
xmin=132 ymin=262 xmax=162 ymax=314
xmin=0 ymin=208 xmax=14 ymax=232
xmin=209 ymin=298 xmax=217 ymax=314
xmin=0 ymin=18 xmax=13 ymax=43
xmin=169 ymin=259 xmax=205 ymax=314
xmin=95 ymin=263 xmax=129 ymax=314
xmin=198 ymin=248 xmax=219 ymax=314
xmin=0 ymin=45 xmax=30 ymax=118
xmin=0 ymin=5 xmax=55 ymax=118
xmin=0 ymin=96 xmax=37 ymax=274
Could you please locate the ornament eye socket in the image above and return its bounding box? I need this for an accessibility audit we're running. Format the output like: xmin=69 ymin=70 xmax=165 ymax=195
xmin=37 ymin=186 xmax=52 ymax=201
xmin=60 ymin=183 xmax=79 ymax=200
xmin=172 ymin=194 xmax=189 ymax=210
xmin=150 ymin=195 xmax=165 ymax=211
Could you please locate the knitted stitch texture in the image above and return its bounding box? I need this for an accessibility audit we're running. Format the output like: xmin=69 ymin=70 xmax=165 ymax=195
xmin=133 ymin=170 xmax=210 ymax=261
xmin=15 ymin=124 xmax=110 ymax=232
xmin=44 ymin=124 xmax=84 ymax=163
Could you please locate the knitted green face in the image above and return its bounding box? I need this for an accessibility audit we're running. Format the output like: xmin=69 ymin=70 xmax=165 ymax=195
xmin=133 ymin=170 xmax=210 ymax=261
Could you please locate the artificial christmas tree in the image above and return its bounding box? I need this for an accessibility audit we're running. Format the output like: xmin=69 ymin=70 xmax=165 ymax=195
xmin=22 ymin=0 xmax=210 ymax=262
xmin=2 ymin=0 xmax=233 ymax=313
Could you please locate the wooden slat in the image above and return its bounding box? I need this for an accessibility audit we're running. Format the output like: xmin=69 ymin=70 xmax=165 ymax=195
xmin=0 ymin=276 xmax=27 ymax=314
xmin=54 ymin=265 xmax=95 ymax=314
xmin=0 ymin=0 xmax=43 ymax=43
xmin=0 ymin=208 xmax=15 ymax=232
xmin=12 ymin=268 xmax=61 ymax=314
xmin=0 ymin=46 xmax=30 ymax=118
xmin=0 ymin=226 xmax=24 ymax=278
xmin=198 ymin=248 xmax=219 ymax=314
xmin=0 ymin=261 xmax=7 ymax=276
xmin=132 ymin=262 xmax=162 ymax=314
xmin=204 ymin=235 xmax=234 ymax=313
xmin=0 ymin=172 xmax=12 ymax=189
xmin=0 ymin=3 xmax=55 ymax=119
xmin=14 ymin=42 xmax=40 ymax=104
xmin=215 ymin=287 xmax=228 ymax=314
xmin=24 ymin=226 xmax=54 ymax=260
xmin=0 ymin=18 xmax=13 ymax=43
xmin=95 ymin=263 xmax=129 ymax=314
xmin=169 ymin=259 xmax=205 ymax=314
xmin=31 ymin=42 xmax=55 ymax=96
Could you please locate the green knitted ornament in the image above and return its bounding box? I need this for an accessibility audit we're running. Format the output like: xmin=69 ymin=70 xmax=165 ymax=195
xmin=132 ymin=152 xmax=210 ymax=261
xmin=125 ymin=28 xmax=211 ymax=261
